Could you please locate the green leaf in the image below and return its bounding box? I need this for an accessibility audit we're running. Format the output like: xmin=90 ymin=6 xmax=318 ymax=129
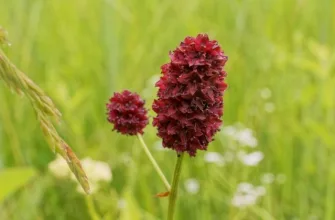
xmin=0 ymin=167 xmax=37 ymax=203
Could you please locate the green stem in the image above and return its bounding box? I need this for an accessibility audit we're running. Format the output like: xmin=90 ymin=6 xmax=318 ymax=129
xmin=137 ymin=134 xmax=171 ymax=191
xmin=167 ymin=153 xmax=184 ymax=220
xmin=85 ymin=195 xmax=100 ymax=220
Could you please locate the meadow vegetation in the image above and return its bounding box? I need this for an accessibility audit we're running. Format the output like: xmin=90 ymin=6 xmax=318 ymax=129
xmin=0 ymin=0 xmax=335 ymax=219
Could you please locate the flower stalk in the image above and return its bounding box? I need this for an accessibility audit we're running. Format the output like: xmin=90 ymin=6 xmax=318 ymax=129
xmin=137 ymin=134 xmax=171 ymax=191
xmin=167 ymin=153 xmax=184 ymax=220
xmin=85 ymin=195 xmax=100 ymax=220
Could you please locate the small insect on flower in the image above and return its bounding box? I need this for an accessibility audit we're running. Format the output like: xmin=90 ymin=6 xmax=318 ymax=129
xmin=106 ymin=90 xmax=149 ymax=135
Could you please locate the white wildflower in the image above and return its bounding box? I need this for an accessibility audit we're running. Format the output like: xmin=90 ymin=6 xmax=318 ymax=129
xmin=254 ymin=186 xmax=266 ymax=196
xmin=222 ymin=126 xmax=238 ymax=137
xmin=117 ymin=199 xmax=127 ymax=209
xmin=232 ymin=194 xmax=257 ymax=207
xmin=237 ymin=182 xmax=253 ymax=193
xmin=204 ymin=152 xmax=225 ymax=166
xmin=238 ymin=151 xmax=264 ymax=166
xmin=235 ymin=128 xmax=258 ymax=147
xmin=222 ymin=124 xmax=258 ymax=148
xmin=260 ymin=88 xmax=272 ymax=99
xmin=121 ymin=153 xmax=132 ymax=165
xmin=232 ymin=182 xmax=266 ymax=208
xmin=184 ymin=178 xmax=200 ymax=194
xmin=81 ymin=157 xmax=112 ymax=182
xmin=48 ymin=155 xmax=71 ymax=178
xmin=264 ymin=102 xmax=275 ymax=113
xmin=49 ymin=156 xmax=112 ymax=194
xmin=261 ymin=173 xmax=275 ymax=184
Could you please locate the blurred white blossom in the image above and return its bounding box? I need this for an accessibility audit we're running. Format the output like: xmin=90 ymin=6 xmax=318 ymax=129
xmin=81 ymin=157 xmax=112 ymax=182
xmin=117 ymin=199 xmax=127 ymax=209
xmin=48 ymin=155 xmax=71 ymax=178
xmin=121 ymin=153 xmax=132 ymax=165
xmin=235 ymin=128 xmax=258 ymax=147
xmin=238 ymin=151 xmax=264 ymax=166
xmin=184 ymin=178 xmax=200 ymax=194
xmin=222 ymin=126 xmax=238 ymax=137
xmin=222 ymin=125 xmax=258 ymax=148
xmin=264 ymin=102 xmax=275 ymax=113
xmin=237 ymin=182 xmax=253 ymax=193
xmin=254 ymin=186 xmax=266 ymax=196
xmin=261 ymin=173 xmax=275 ymax=184
xmin=48 ymin=156 xmax=112 ymax=194
xmin=204 ymin=152 xmax=225 ymax=166
xmin=221 ymin=124 xmax=263 ymax=167
xmin=260 ymin=88 xmax=272 ymax=99
xmin=232 ymin=194 xmax=257 ymax=208
xmin=232 ymin=182 xmax=266 ymax=208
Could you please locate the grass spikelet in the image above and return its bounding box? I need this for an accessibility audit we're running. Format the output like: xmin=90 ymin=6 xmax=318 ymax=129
xmin=0 ymin=27 xmax=90 ymax=194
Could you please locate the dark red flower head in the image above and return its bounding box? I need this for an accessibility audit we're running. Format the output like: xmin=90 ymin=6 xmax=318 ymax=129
xmin=152 ymin=34 xmax=228 ymax=156
xmin=107 ymin=90 xmax=148 ymax=135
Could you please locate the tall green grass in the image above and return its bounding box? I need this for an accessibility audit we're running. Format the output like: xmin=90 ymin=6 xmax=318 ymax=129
xmin=1 ymin=0 xmax=335 ymax=219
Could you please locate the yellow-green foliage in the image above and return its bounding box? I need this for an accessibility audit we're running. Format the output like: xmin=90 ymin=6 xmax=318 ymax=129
xmin=0 ymin=0 xmax=335 ymax=219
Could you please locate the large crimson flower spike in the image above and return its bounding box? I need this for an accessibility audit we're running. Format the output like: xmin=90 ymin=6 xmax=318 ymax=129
xmin=153 ymin=34 xmax=228 ymax=156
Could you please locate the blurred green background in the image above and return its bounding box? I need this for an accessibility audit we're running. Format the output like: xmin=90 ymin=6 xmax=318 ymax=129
xmin=1 ymin=0 xmax=335 ymax=219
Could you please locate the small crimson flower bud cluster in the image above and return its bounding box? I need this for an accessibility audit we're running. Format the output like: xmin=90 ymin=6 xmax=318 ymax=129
xmin=106 ymin=90 xmax=148 ymax=135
